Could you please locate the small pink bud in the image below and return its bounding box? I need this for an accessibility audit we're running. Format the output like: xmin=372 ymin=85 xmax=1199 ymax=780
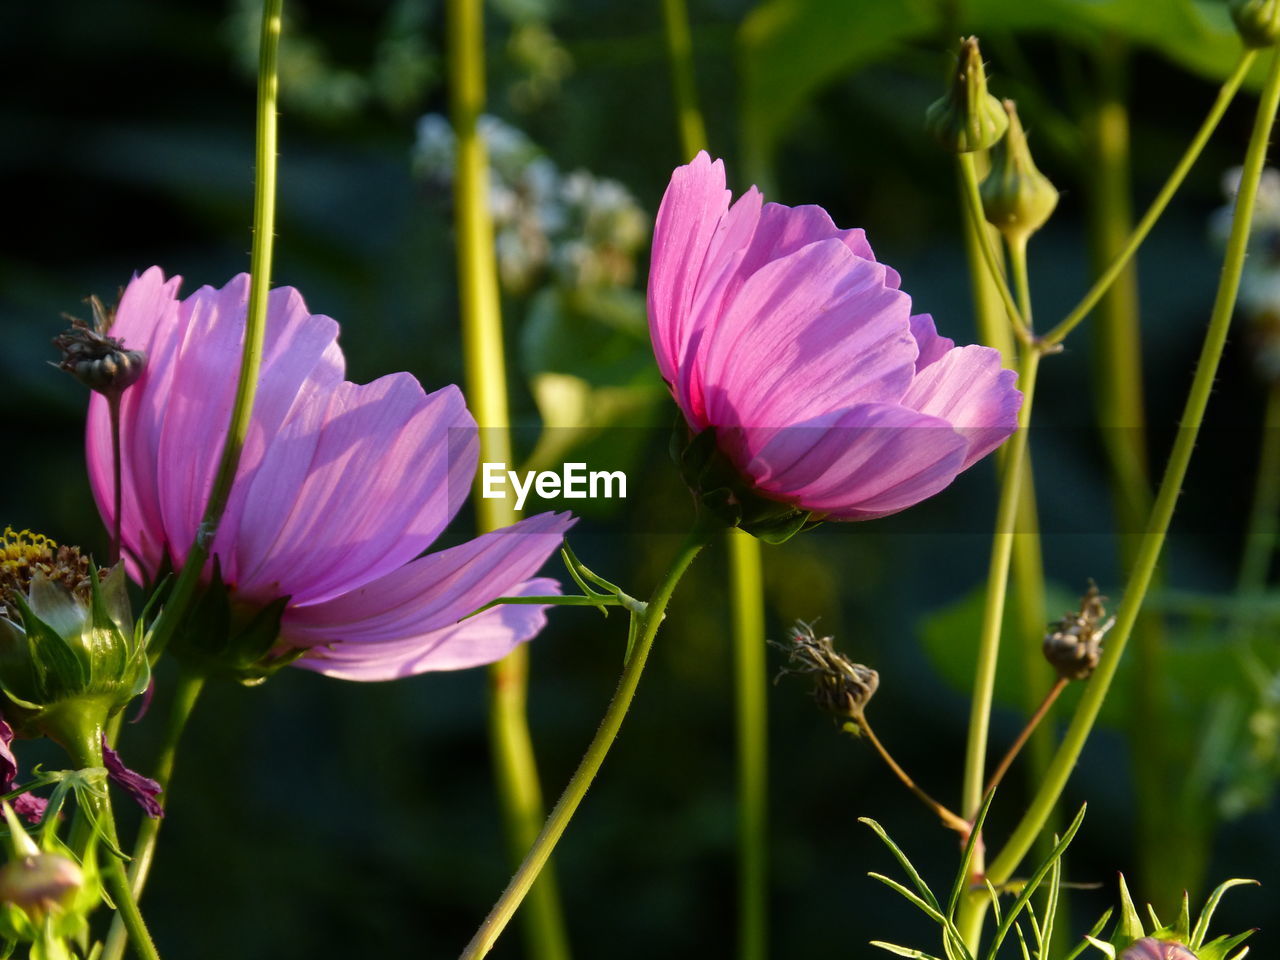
xmin=1119 ymin=938 xmax=1198 ymax=960
xmin=0 ymin=853 xmax=84 ymax=919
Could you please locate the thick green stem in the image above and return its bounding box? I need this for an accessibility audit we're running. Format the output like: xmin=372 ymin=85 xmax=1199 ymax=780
xmin=961 ymin=345 xmax=1042 ymax=831
xmin=458 ymin=523 xmax=716 ymax=959
xmin=957 ymin=153 xmax=1032 ymax=344
xmin=1239 ymin=382 xmax=1280 ymax=598
xmin=100 ymin=670 xmax=207 ymax=960
xmin=1043 ymin=50 xmax=1257 ymax=347
xmin=964 ymin=48 xmax=1280 ymax=943
xmin=63 ymin=729 xmax=162 ymax=960
xmin=729 ymin=529 xmax=768 ymax=960
xmin=146 ymin=0 xmax=284 ymax=661
xmin=661 ymin=0 xmax=708 ymax=160
xmin=448 ymin=1 xmax=570 ymax=957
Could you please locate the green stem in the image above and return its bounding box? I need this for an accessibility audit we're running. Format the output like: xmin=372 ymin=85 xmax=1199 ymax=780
xmin=458 ymin=522 xmax=716 ymax=959
xmin=1238 ymin=382 xmax=1280 ymax=597
xmin=100 ymin=670 xmax=207 ymax=960
xmin=961 ymin=344 xmax=1042 ymax=826
xmin=661 ymin=0 xmax=708 ymax=160
xmin=1042 ymin=49 xmax=1257 ymax=347
xmin=448 ymin=1 xmax=569 ymax=956
xmin=729 ymin=529 xmax=768 ymax=960
xmin=146 ymin=0 xmax=284 ymax=661
xmin=968 ymin=47 xmax=1280 ymax=940
xmin=63 ymin=729 xmax=162 ymax=960
xmin=957 ymin=152 xmax=1031 ymax=344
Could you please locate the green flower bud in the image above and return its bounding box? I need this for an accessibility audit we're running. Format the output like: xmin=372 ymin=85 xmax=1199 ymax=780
xmin=1231 ymin=0 xmax=1280 ymax=48
xmin=0 ymin=804 xmax=102 ymax=952
xmin=0 ymin=530 xmax=149 ymax=751
xmin=925 ymin=37 xmax=1009 ymax=154
xmin=980 ymin=100 xmax=1059 ymax=244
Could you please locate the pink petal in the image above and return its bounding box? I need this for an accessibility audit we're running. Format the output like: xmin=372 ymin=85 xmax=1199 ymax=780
xmin=292 ymin=577 xmax=561 ymax=680
xmin=744 ymin=402 xmax=969 ymax=519
xmin=282 ymin=511 xmax=575 ymax=647
xmin=900 ymin=344 xmax=1021 ymax=469
xmin=231 ymin=380 xmax=477 ymax=606
xmin=648 ymin=151 xmax=732 ymax=389
xmin=909 ymin=314 xmax=955 ymax=371
xmin=697 ymin=238 xmax=917 ymax=434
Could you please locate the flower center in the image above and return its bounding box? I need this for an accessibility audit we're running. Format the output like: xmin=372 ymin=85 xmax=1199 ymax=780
xmin=0 ymin=528 xmax=90 ymax=610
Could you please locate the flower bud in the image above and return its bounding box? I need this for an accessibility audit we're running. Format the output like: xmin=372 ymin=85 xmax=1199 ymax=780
xmin=0 ymin=529 xmax=149 ymax=749
xmin=1120 ymin=939 xmax=1199 ymax=960
xmin=980 ymin=100 xmax=1059 ymax=244
xmin=52 ymin=295 xmax=146 ymax=397
xmin=1231 ymin=0 xmax=1280 ymax=47
xmin=925 ymin=37 xmax=1009 ymax=153
xmin=0 ymin=804 xmax=99 ymax=947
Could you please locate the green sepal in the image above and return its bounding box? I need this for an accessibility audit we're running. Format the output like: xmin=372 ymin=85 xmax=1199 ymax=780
xmin=11 ymin=593 xmax=88 ymax=705
xmin=167 ymin=563 xmax=292 ymax=685
xmin=1112 ymin=874 xmax=1145 ymax=949
xmin=671 ymin=423 xmax=811 ymax=544
xmin=1198 ymin=930 xmax=1256 ymax=960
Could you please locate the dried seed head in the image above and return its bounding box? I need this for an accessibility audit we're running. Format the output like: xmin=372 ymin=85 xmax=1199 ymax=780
xmin=52 ymin=294 xmax=146 ymax=396
xmin=1042 ymin=581 xmax=1114 ymax=681
xmin=773 ymin=621 xmax=879 ymax=721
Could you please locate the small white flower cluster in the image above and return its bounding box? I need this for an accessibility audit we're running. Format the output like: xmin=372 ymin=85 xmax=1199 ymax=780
xmin=1212 ymin=166 xmax=1280 ymax=380
xmin=413 ymin=114 xmax=648 ymax=295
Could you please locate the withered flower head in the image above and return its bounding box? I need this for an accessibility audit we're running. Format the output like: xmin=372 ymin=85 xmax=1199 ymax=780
xmin=773 ymin=620 xmax=879 ymax=722
xmin=52 ymin=293 xmax=146 ymax=396
xmin=1042 ymin=581 xmax=1114 ymax=681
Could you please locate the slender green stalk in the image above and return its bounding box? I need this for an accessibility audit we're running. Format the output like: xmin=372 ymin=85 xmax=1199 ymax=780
xmin=1239 ymin=382 xmax=1280 ymax=597
xmin=145 ymin=0 xmax=284 ymax=661
xmin=729 ymin=529 xmax=768 ymax=960
xmin=447 ymin=1 xmax=570 ymax=957
xmin=957 ymin=153 xmax=1031 ymax=344
xmin=63 ymin=728 xmax=162 ymax=960
xmin=1042 ymin=50 xmax=1257 ymax=347
xmin=661 ymin=0 xmax=708 ymax=160
xmin=961 ymin=345 xmax=1042 ymax=826
xmin=657 ymin=7 xmax=770 ymax=955
xmin=100 ymin=671 xmax=207 ymax=960
xmin=961 ymin=48 xmax=1280 ymax=945
xmin=459 ymin=523 xmax=716 ymax=959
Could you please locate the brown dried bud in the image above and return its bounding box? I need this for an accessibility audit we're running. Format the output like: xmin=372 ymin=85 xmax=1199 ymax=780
xmin=52 ymin=294 xmax=146 ymax=396
xmin=773 ymin=621 xmax=879 ymax=720
xmin=1119 ymin=938 xmax=1198 ymax=960
xmin=1043 ymin=581 xmax=1114 ymax=681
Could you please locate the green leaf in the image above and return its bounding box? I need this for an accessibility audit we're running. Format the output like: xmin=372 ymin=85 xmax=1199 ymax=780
xmin=1190 ymin=878 xmax=1260 ymax=949
xmin=871 ymin=942 xmax=945 ymax=960
xmin=860 ymin=817 xmax=941 ymax=912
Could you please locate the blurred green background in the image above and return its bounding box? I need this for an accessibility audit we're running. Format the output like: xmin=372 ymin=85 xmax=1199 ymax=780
xmin=2 ymin=0 xmax=1279 ymax=956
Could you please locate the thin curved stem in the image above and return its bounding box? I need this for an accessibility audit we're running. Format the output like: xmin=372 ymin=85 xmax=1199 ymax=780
xmin=146 ymin=0 xmax=283 ymax=661
xmin=983 ymin=678 xmax=1067 ymax=801
xmin=964 ymin=48 xmax=1280 ymax=943
xmin=448 ymin=0 xmax=571 ymax=955
xmin=100 ymin=670 xmax=207 ymax=960
xmin=853 ymin=713 xmax=969 ymax=836
xmin=458 ymin=522 xmax=716 ymax=959
xmin=108 ymin=392 xmax=122 ymax=566
xmin=1042 ymin=49 xmax=1257 ymax=347
xmin=957 ymin=152 xmax=1032 ymax=344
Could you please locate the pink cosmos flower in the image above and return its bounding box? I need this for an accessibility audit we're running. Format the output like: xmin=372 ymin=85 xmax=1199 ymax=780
xmin=85 ymin=268 xmax=572 ymax=680
xmin=649 ymin=152 xmax=1022 ymax=521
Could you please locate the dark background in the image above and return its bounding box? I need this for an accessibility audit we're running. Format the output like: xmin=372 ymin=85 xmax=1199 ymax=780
xmin=1 ymin=0 xmax=1277 ymax=957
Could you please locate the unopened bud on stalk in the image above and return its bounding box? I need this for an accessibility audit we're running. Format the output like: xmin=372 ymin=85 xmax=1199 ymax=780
xmin=1231 ymin=0 xmax=1280 ymax=48
xmin=0 ymin=804 xmax=98 ymax=947
xmin=52 ymin=294 xmax=146 ymax=397
xmin=980 ymin=100 xmax=1059 ymax=244
xmin=1042 ymin=582 xmax=1114 ymax=681
xmin=925 ymin=37 xmax=1009 ymax=153
xmin=1120 ymin=940 xmax=1200 ymax=960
